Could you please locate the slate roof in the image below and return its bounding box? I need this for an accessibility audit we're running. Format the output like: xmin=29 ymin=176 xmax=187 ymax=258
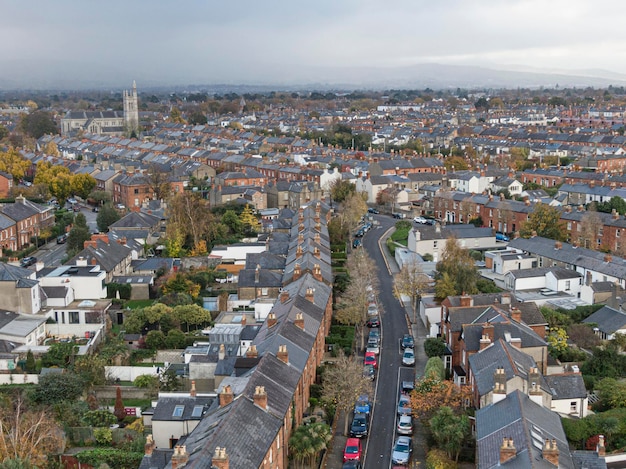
xmin=469 ymin=339 xmax=545 ymax=397
xmin=0 ymin=262 xmax=34 ymax=281
xmin=583 ymin=305 xmax=626 ymax=335
xmin=544 ymin=374 xmax=587 ymax=400
xmin=476 ymin=390 xmax=575 ymax=469
xmin=237 ymin=268 xmax=283 ymax=288
xmin=244 ymin=252 xmax=286 ymax=271
xmin=152 ymin=396 xmax=214 ymax=421
xmin=570 ymin=451 xmax=607 ymax=469
xmin=68 ymin=238 xmax=132 ymax=273
xmin=462 ymin=317 xmax=547 ymax=352
xmin=110 ymin=211 xmax=161 ymax=230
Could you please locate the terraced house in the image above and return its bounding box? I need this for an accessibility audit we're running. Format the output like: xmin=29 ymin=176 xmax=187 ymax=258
xmin=139 ymin=201 xmax=333 ymax=469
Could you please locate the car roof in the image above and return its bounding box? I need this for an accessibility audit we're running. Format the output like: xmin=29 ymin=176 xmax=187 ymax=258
xmin=346 ymin=437 xmax=360 ymax=445
xmin=399 ymin=414 xmax=412 ymax=422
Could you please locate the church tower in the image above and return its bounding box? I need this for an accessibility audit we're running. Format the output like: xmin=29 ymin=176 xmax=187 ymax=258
xmin=123 ymin=80 xmax=139 ymax=135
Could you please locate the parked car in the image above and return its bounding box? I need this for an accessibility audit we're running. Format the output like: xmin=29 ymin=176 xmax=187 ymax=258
xmin=350 ymin=413 xmax=369 ymax=438
xmin=367 ymin=316 xmax=380 ymax=328
xmin=67 ymin=198 xmax=77 ymax=205
xmin=366 ymin=341 xmax=380 ymax=356
xmin=391 ymin=436 xmax=413 ymax=465
xmin=397 ymin=414 xmax=413 ymax=435
xmin=355 ymin=228 xmax=365 ymax=238
xmin=368 ymin=329 xmax=380 ymax=340
xmin=401 ymin=334 xmax=414 ymax=349
xmin=402 ymin=348 xmax=415 ymax=366
xmin=354 ymin=395 xmax=371 ymax=415
xmin=397 ymin=393 xmax=412 ymax=416
xmin=367 ymin=304 xmax=379 ymax=316
xmin=364 ymin=352 xmax=377 ymax=369
xmin=352 ymin=238 xmax=362 ymax=249
xmin=368 ymin=207 xmax=379 ymax=214
xmin=413 ymin=216 xmax=427 ymax=224
xmin=92 ymin=206 xmax=99 ymax=212
xmin=342 ymin=461 xmax=362 ymax=469
xmin=401 ymin=380 xmax=415 ymax=394
xmin=363 ymin=364 xmax=376 ymax=381
xmin=20 ymin=256 xmax=37 ymax=268
xmin=343 ymin=438 xmax=362 ymax=463
xmin=496 ymin=232 xmax=510 ymax=242
xmin=392 ymin=212 xmax=405 ymax=219
xmin=56 ymin=233 xmax=68 ymax=244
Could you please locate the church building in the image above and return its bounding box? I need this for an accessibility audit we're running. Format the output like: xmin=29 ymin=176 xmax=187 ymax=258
xmin=61 ymin=81 xmax=139 ymax=137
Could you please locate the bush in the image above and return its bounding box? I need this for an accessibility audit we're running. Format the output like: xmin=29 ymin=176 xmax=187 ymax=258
xmin=424 ymin=338 xmax=447 ymax=358
xmin=133 ymin=374 xmax=158 ymax=389
xmin=93 ymin=427 xmax=113 ymax=446
xmin=83 ymin=410 xmax=117 ymax=427
xmin=426 ymin=449 xmax=458 ymax=469
xmin=75 ymin=449 xmax=143 ymax=469
xmin=107 ymin=283 xmax=132 ymax=300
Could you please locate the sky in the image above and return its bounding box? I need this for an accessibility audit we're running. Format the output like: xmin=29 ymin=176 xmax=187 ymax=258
xmin=2 ymin=0 xmax=626 ymax=89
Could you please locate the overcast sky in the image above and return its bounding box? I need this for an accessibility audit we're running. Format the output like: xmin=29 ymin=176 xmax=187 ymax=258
xmin=2 ymin=0 xmax=626 ymax=89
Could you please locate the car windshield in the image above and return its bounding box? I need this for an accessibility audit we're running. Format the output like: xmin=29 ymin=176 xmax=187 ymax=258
xmin=396 ymin=441 xmax=410 ymax=452
xmin=346 ymin=445 xmax=359 ymax=454
xmin=404 ymin=350 xmax=414 ymax=357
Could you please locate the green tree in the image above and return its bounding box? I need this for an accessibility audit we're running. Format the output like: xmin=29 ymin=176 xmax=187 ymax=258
xmin=66 ymin=213 xmax=91 ymax=258
xmin=435 ymin=237 xmax=479 ymax=299
xmin=88 ymin=190 xmax=112 ymax=205
xmin=221 ymin=209 xmax=243 ymax=235
xmin=30 ymin=371 xmax=85 ymax=405
xmin=595 ymin=378 xmax=626 ymax=409
xmin=96 ymin=203 xmax=121 ymax=232
xmin=329 ymin=179 xmax=356 ymax=203
xmin=424 ymin=338 xmax=447 ymax=358
xmin=174 ymin=304 xmax=212 ymax=332
xmin=394 ymin=259 xmax=430 ymax=323
xmin=24 ymin=350 xmax=35 ymax=373
xmin=424 ymin=356 xmax=446 ymax=380
xmin=165 ymin=329 xmax=187 ymax=349
xmin=41 ymin=341 xmax=75 ymax=367
xmin=520 ymin=204 xmax=567 ymax=241
xmin=546 ymin=327 xmax=569 ymax=357
xmin=443 ymin=156 xmax=469 ymax=171
xmin=0 ymin=148 xmax=31 ymax=181
xmin=18 ymin=111 xmax=58 ymax=139
xmin=167 ymin=191 xmax=218 ymax=249
xmin=0 ymin=458 xmax=35 ymax=469
xmin=73 ymin=354 xmax=107 ymax=386
xmin=145 ymin=330 xmax=167 ymax=350
xmin=429 ymin=406 xmax=470 ymax=461
xmin=0 ymin=125 xmax=8 ymax=142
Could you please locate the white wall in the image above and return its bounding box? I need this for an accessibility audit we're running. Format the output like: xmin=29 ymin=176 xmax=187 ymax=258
xmin=105 ymin=366 xmax=160 ymax=381
xmin=0 ymin=374 xmax=39 ymax=384
xmin=551 ymin=396 xmax=588 ymax=418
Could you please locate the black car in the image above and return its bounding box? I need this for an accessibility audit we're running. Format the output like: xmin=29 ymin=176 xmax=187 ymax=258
xmin=367 ymin=208 xmax=379 ymax=214
xmin=20 ymin=256 xmax=37 ymax=268
xmin=352 ymin=238 xmax=362 ymax=249
xmin=342 ymin=461 xmax=362 ymax=469
xmin=367 ymin=316 xmax=380 ymax=328
xmin=401 ymin=334 xmax=415 ymax=349
xmin=350 ymin=413 xmax=369 ymax=438
xmin=56 ymin=233 xmax=68 ymax=244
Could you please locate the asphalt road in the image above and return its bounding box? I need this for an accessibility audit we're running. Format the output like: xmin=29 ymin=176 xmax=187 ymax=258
xmin=361 ymin=215 xmax=416 ymax=468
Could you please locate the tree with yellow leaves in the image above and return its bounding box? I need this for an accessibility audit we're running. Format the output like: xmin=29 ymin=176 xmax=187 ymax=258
xmin=410 ymin=373 xmax=472 ymax=421
xmin=239 ymin=205 xmax=261 ymax=234
xmin=0 ymin=147 xmax=31 ymax=181
xmin=43 ymin=141 xmax=59 ymax=157
xmin=70 ymin=173 xmax=96 ymax=200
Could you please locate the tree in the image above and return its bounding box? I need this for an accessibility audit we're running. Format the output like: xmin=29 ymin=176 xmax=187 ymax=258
xmin=145 ymin=330 xmax=167 ymax=350
xmin=88 ymin=190 xmax=112 ymax=206
xmin=24 ymin=350 xmax=35 ymax=373
xmin=435 ymin=237 xmax=479 ymax=299
xmin=395 ymin=259 xmax=430 ymax=323
xmin=174 ymin=304 xmax=213 ymax=332
xmin=0 ymin=394 xmax=65 ymax=467
xmin=289 ymin=422 xmax=332 ymax=468
xmin=70 ymin=173 xmax=96 ymax=200
xmin=168 ymin=107 xmax=186 ymax=124
xmin=43 ymin=141 xmax=60 ymax=157
xmin=519 ymin=204 xmax=567 ymax=241
xmin=221 ymin=209 xmax=243 ymax=235
xmin=424 ymin=357 xmax=446 ymax=380
xmin=321 ymin=350 xmax=373 ymax=436
xmin=239 ymin=205 xmax=261 ymax=234
xmin=335 ymin=192 xmax=367 ymax=241
xmin=443 ymin=156 xmax=469 ymax=171
xmin=113 ymin=387 xmax=125 ymax=422
xmin=146 ymin=164 xmax=172 ymax=201
xmin=411 ymin=374 xmax=471 ymax=420
xmin=567 ymin=323 xmax=602 ymax=349
xmin=0 ymin=148 xmax=31 ymax=181
xmin=329 ymin=179 xmax=356 ymax=204
xmin=66 ymin=213 xmax=91 ymax=258
xmin=18 ymin=111 xmax=58 ymax=139
xmin=595 ymin=378 xmax=626 ymax=410
xmin=167 ymin=192 xmax=218 ymax=249
xmin=73 ymin=354 xmax=107 ymax=386
xmin=424 ymin=338 xmax=447 ymax=358
xmin=429 ymin=406 xmax=470 ymax=461
xmin=546 ymin=327 xmax=569 ymax=357
xmin=30 ymin=371 xmax=85 ymax=405
xmin=96 ymin=203 xmax=120 ymax=232
xmin=165 ymin=329 xmax=187 ymax=349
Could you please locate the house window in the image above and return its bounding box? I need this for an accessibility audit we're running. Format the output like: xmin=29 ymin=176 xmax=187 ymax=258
xmin=565 ymin=280 xmax=571 ymax=291
xmin=567 ymin=222 xmax=572 ymax=230
xmin=172 ymin=405 xmax=184 ymax=417
xmin=261 ymin=288 xmax=268 ymax=296
xmin=69 ymin=311 xmax=80 ymax=324
xmin=617 ymin=230 xmax=621 ymax=238
xmin=570 ymin=401 xmax=577 ymax=413
xmin=433 ymin=241 xmax=438 ymax=249
xmin=134 ymin=189 xmax=139 ymax=194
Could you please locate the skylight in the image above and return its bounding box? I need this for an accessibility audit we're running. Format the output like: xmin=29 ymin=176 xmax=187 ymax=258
xmin=173 ymin=405 xmax=184 ymax=417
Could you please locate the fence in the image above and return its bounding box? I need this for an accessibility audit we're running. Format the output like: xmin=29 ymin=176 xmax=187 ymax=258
xmin=0 ymin=373 xmax=39 ymax=385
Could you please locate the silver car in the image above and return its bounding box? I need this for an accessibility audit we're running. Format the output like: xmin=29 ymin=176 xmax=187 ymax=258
xmin=402 ymin=348 xmax=415 ymax=366
xmin=397 ymin=414 xmax=413 ymax=435
xmin=392 ymin=435 xmax=413 ymax=465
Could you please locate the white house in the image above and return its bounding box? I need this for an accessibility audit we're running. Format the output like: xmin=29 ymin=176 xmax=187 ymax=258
xmin=504 ymin=268 xmax=582 ymax=298
xmin=45 ymin=299 xmax=111 ymax=340
xmin=39 ymin=264 xmax=107 ymax=301
xmin=408 ymin=224 xmax=498 ymax=262
xmin=0 ymin=310 xmax=46 ymax=347
xmin=485 ymin=248 xmax=537 ymax=275
xmin=210 ymin=243 xmax=267 ymax=266
xmin=544 ymin=373 xmax=588 ymax=418
xmin=447 ymin=171 xmax=494 ymax=194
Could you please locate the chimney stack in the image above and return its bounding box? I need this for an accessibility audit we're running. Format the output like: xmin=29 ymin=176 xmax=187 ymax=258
xmin=313 ymin=264 xmax=322 ymax=281
xmin=294 ymin=312 xmax=305 ymax=330
xmin=314 ymin=232 xmax=321 ymax=244
xmin=144 ymin=434 xmax=156 ymax=456
xmin=255 ymin=264 xmax=260 ymax=283
xmin=253 ymin=386 xmax=267 ymax=410
xmin=500 ymin=438 xmax=517 ymax=464
xmin=293 ymin=263 xmax=301 ymax=280
xmin=482 ymin=322 xmax=494 ymax=342
xmin=479 ymin=334 xmax=491 ymax=350
xmin=529 ymin=367 xmax=542 ymax=394
xmin=219 ymin=343 xmax=226 ymax=360
xmin=267 ymin=312 xmax=277 ymax=327
xmin=190 ymin=380 xmax=196 ymax=398
xmin=280 ymin=289 xmax=290 ymax=303
xmin=305 ymin=287 xmax=315 ymax=303
xmin=459 ymin=293 xmax=473 ymax=307
xmin=542 ymin=439 xmax=559 ymax=466
xmin=493 ymin=367 xmax=506 ymax=394
xmin=212 ymin=447 xmax=229 ymax=469
xmin=314 ymin=246 xmax=320 ymax=258
xmin=510 ymin=307 xmax=521 ymax=323
xmin=554 ymin=241 xmax=562 ymax=250
xmin=219 ymin=385 xmax=234 ymax=407
xmin=171 ymin=445 xmax=189 ymax=469
xmin=605 ymin=253 xmax=613 ymax=263
xmin=246 ymin=345 xmax=258 ymax=358
xmin=612 ymin=209 xmax=619 ymax=220
xmin=277 ymin=344 xmax=289 ymax=364
xmin=296 ymin=244 xmax=303 ymax=258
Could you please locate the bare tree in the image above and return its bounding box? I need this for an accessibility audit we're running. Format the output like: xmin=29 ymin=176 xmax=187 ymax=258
xmin=146 ymin=163 xmax=172 ymax=201
xmin=579 ymin=208 xmax=602 ymax=250
xmin=395 ymin=259 xmax=430 ymax=323
xmin=335 ymin=249 xmax=379 ymax=350
xmin=322 ymin=349 xmax=373 ymax=436
xmin=0 ymin=394 xmax=65 ymax=466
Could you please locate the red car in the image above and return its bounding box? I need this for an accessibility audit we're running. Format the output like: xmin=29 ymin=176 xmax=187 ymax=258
xmin=343 ymin=437 xmax=362 ymax=463
xmin=364 ymin=352 xmax=378 ymax=369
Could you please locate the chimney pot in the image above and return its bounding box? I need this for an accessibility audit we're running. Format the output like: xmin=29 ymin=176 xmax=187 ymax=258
xmin=542 ymin=438 xmax=560 ymax=466
xmin=294 ymin=312 xmax=305 ymax=330
xmin=144 ymin=434 xmax=156 ymax=456
xmin=218 ymin=343 xmax=226 ymax=360
xmin=597 ymin=435 xmax=606 ymax=456
xmin=267 ymin=312 xmax=277 ymax=327
xmin=219 ymin=385 xmax=234 ymax=407
xmin=277 ymin=344 xmax=289 ymax=364
xmin=190 ymin=380 xmax=196 ymax=397
xmin=305 ymin=288 xmax=315 ymax=303
xmin=500 ymin=437 xmax=517 ymax=464
xmin=246 ymin=344 xmax=258 ymax=358
xmin=212 ymin=447 xmax=229 ymax=469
